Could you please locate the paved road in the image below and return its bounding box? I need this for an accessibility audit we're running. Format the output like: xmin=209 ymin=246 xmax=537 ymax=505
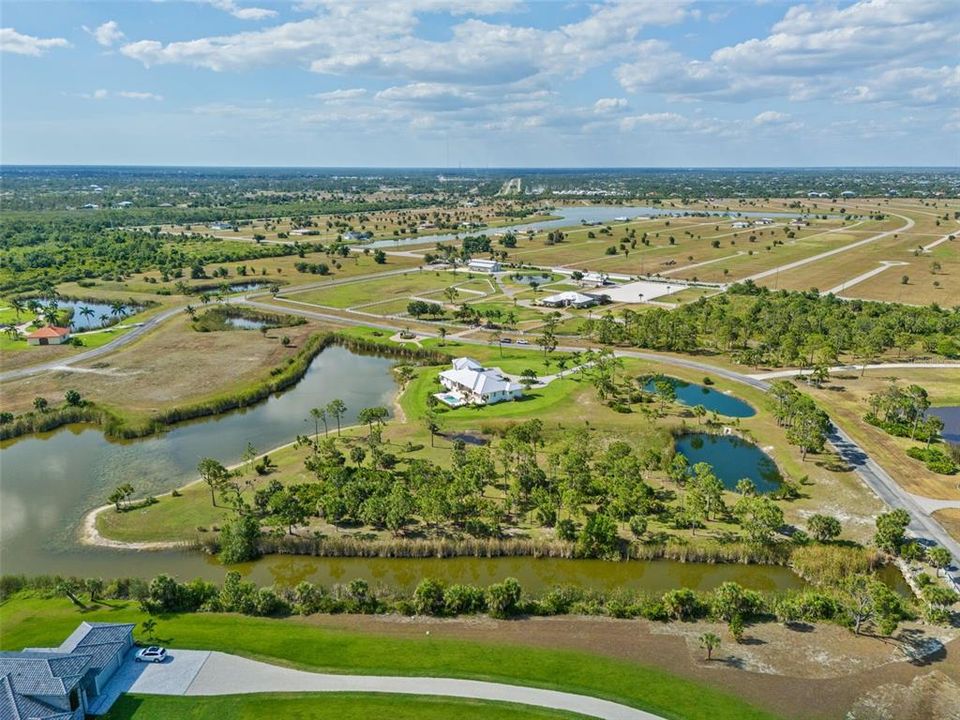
xmin=743 ymin=213 xmax=914 ymax=283
xmin=0 ymin=305 xmax=185 ymax=383
xmin=750 ymin=362 xmax=960 ymax=380
xmin=825 ymin=260 xmax=907 ymax=296
xmin=101 ymin=649 xmax=665 ymax=720
xmin=0 ymin=265 xmax=443 ymax=383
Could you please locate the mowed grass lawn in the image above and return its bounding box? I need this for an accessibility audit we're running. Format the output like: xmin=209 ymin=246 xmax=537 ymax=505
xmin=286 ymin=271 xmax=467 ymax=309
xmin=1 ymin=594 xmax=778 ymax=720
xmin=104 ymin=693 xmax=589 ymax=720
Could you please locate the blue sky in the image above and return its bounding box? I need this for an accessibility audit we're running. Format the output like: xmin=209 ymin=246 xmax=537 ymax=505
xmin=2 ymin=0 xmax=958 ymax=167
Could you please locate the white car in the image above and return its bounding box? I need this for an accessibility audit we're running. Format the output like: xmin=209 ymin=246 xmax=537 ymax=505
xmin=135 ymin=646 xmax=167 ymax=663
xmin=516 ymin=339 xmax=529 ymax=345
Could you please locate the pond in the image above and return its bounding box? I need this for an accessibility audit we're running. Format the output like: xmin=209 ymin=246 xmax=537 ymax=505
xmin=226 ymin=316 xmax=272 ymax=330
xmin=511 ymin=273 xmax=557 ymax=286
xmin=33 ymin=298 xmax=140 ymax=331
xmin=0 ymin=345 xmax=397 ymax=578
xmin=675 ymin=433 xmax=782 ymax=493
xmin=928 ymin=406 xmax=960 ymax=444
xmin=227 ymin=282 xmax=272 ymax=293
xmin=642 ymin=376 xmax=755 ymax=418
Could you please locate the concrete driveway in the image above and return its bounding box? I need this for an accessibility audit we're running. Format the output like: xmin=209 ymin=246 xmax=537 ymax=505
xmin=96 ymin=649 xmax=664 ymax=720
xmin=90 ymin=649 xmax=210 ymax=714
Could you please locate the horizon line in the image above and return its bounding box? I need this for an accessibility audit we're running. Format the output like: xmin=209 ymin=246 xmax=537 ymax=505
xmin=2 ymin=163 xmax=959 ymax=171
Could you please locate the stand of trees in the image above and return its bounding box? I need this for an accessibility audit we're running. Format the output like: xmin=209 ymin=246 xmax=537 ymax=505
xmin=584 ymin=283 xmax=960 ymax=365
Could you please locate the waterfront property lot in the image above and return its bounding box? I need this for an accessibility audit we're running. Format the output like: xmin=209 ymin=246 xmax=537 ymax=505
xmin=806 ymin=367 xmax=960 ymax=504
xmin=0 ymin=313 xmax=321 ymax=419
xmin=5 ymin=594 xmax=960 ymax=720
xmin=0 ymin=595 xmax=781 ymax=720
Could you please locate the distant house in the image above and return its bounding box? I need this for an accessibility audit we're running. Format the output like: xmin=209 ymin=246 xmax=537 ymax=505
xmin=539 ymin=291 xmax=605 ymax=309
xmin=208 ymin=222 xmax=233 ymax=231
xmin=582 ymin=271 xmax=610 ymax=286
xmin=26 ymin=326 xmax=71 ymax=346
xmin=730 ymin=221 xmax=750 ymax=229
xmin=754 ymin=218 xmax=774 ymax=225
xmin=438 ymin=357 xmax=523 ymax=406
xmin=467 ymin=259 xmax=501 ymax=273
xmin=1 ymin=622 xmax=134 ymax=719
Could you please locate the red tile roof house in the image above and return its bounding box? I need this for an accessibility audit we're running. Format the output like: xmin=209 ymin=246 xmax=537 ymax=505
xmin=25 ymin=326 xmax=71 ymax=346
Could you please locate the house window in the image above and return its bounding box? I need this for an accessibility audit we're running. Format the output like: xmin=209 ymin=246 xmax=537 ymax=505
xmin=69 ymin=688 xmax=80 ymax=711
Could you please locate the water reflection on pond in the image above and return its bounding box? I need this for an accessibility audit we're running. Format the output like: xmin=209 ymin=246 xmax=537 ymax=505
xmin=676 ymin=433 xmax=782 ymax=493
xmin=642 ymin=376 xmax=755 ymax=418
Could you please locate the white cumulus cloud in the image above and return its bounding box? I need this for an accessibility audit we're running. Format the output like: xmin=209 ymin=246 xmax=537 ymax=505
xmin=1 ymin=27 xmax=71 ymax=56
xmin=84 ymin=20 xmax=125 ymax=47
xmin=753 ymin=110 xmax=790 ymax=125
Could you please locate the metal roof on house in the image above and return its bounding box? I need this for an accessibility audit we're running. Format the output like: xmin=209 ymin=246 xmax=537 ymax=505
xmin=451 ymin=357 xmax=484 ymax=371
xmin=540 ymin=291 xmax=599 ymax=306
xmin=440 ymin=366 xmax=522 ymax=396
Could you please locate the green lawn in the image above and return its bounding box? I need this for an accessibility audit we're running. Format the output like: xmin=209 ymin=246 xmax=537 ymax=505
xmin=1 ymin=594 xmax=778 ymax=720
xmin=287 ymin=272 xmax=464 ymax=309
xmin=103 ymin=693 xmax=588 ymax=720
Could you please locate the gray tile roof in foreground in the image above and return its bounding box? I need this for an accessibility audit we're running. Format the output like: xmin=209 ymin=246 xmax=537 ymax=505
xmin=57 ymin=623 xmax=134 ymax=673
xmin=0 ymin=622 xmax=134 ymax=720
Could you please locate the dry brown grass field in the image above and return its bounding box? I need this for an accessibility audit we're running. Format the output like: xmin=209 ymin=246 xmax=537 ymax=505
xmin=807 ymin=368 xmax=960 ymax=502
xmin=0 ymin=313 xmax=322 ymax=420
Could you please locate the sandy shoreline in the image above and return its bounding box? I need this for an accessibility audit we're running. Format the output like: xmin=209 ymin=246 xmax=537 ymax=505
xmin=79 ymin=376 xmax=409 ymax=551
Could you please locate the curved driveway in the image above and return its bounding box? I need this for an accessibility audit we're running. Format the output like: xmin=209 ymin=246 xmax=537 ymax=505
xmin=101 ymin=649 xmax=665 ymax=720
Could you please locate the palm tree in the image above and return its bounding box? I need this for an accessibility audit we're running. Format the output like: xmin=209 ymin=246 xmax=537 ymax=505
xmin=10 ymin=297 xmax=24 ymax=320
xmin=326 ymin=399 xmax=347 ymax=436
xmin=78 ymin=305 xmax=96 ymax=326
xmin=438 ymin=326 xmax=447 ymax=346
xmin=110 ymin=301 xmax=127 ymax=319
xmin=699 ymin=632 xmax=721 ymax=661
xmin=693 ymin=404 xmax=707 ymax=425
xmin=42 ymin=306 xmax=60 ymax=326
xmin=310 ymin=407 xmax=328 ymax=437
xmin=490 ymin=330 xmax=503 ymax=357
